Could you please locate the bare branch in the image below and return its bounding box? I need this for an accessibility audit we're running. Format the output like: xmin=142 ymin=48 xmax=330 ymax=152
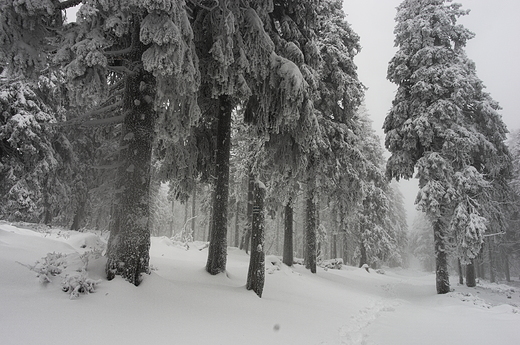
xmin=105 ymin=46 xmax=135 ymax=57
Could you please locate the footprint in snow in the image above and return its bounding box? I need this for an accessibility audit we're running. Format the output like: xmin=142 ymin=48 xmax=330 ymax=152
xmin=339 ymin=299 xmax=401 ymax=345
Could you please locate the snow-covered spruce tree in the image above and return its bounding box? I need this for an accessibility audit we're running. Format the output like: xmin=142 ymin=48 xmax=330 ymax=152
xmin=187 ymin=1 xmax=321 ymax=276
xmin=0 ymin=1 xmax=82 ymax=224
xmin=501 ymin=130 xmax=520 ymax=281
xmin=242 ymin=0 xmax=322 ymax=274
xmin=385 ymin=0 xmax=510 ymax=294
xmin=190 ymin=1 xmax=271 ymax=275
xmin=0 ymin=77 xmax=71 ymax=223
xmin=350 ymin=112 xmax=398 ymax=269
xmin=60 ymin=1 xmax=199 ymax=285
xmin=308 ymin=0 xmax=366 ymax=272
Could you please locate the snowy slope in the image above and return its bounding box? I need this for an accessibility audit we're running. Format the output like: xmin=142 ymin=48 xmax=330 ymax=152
xmin=1 ymin=222 xmax=519 ymax=345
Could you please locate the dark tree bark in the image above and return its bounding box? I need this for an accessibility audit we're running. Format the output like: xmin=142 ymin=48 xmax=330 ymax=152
xmin=170 ymin=199 xmax=175 ymax=238
xmin=433 ymin=219 xmax=450 ymax=294
xmin=331 ymin=206 xmax=338 ymax=259
xmin=275 ymin=206 xmax=281 ymax=255
xmin=206 ymin=95 xmax=233 ymax=275
xmin=359 ymin=240 xmax=367 ymax=268
xmin=191 ymin=186 xmax=197 ymax=240
xmin=184 ymin=197 xmax=189 ymax=234
xmin=246 ymin=181 xmax=266 ymax=297
xmin=466 ymin=259 xmax=476 ymax=287
xmin=70 ymin=198 xmax=86 ymax=231
xmin=457 ymin=258 xmax=464 ymax=285
xmin=487 ymin=238 xmax=496 ymax=283
xmin=242 ymin=174 xmax=254 ymax=253
xmin=476 ymin=254 xmax=485 ymax=279
xmin=503 ymin=250 xmax=511 ymax=282
xmin=305 ymin=171 xmax=317 ymax=274
xmin=332 ymin=234 xmax=337 ymax=260
xmin=105 ymin=55 xmax=156 ymax=285
xmin=282 ymin=200 xmax=294 ymax=266
xmin=339 ymin=203 xmax=348 ymax=265
xmin=234 ymin=198 xmax=240 ymax=247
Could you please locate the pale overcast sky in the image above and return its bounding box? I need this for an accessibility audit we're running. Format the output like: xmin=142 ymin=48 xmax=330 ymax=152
xmin=342 ymin=0 xmax=520 ymax=226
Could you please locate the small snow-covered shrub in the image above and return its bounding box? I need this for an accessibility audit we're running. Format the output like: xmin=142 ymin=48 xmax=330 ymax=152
xmin=171 ymin=230 xmax=192 ymax=250
xmin=19 ymin=250 xmax=102 ymax=299
xmin=62 ymin=270 xmax=101 ymax=299
xmin=293 ymin=258 xmax=304 ymax=266
xmin=320 ymin=258 xmax=343 ymax=270
xmin=266 ymin=255 xmax=282 ymax=274
xmin=20 ymin=252 xmax=67 ymax=284
xmin=79 ymin=248 xmax=103 ymax=270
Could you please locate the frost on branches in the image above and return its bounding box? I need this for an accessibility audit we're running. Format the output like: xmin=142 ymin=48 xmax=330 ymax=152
xmin=0 ymin=79 xmax=74 ymax=223
xmin=385 ymin=0 xmax=510 ymax=293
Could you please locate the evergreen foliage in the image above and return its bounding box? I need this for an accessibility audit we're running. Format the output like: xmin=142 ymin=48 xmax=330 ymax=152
xmin=0 ymin=0 xmax=413 ymax=293
xmin=385 ymin=0 xmax=510 ymax=293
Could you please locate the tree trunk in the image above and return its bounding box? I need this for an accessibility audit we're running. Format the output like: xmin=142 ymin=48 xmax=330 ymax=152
xmin=457 ymin=258 xmax=464 ymax=285
xmin=191 ymin=186 xmax=197 ymax=240
xmin=242 ymin=173 xmax=254 ymax=253
xmin=332 ymin=234 xmax=337 ymax=259
xmin=331 ymin=205 xmax=338 ymax=259
xmin=184 ymin=197 xmax=189 ymax=236
xmin=466 ymin=259 xmax=476 ymax=287
xmin=234 ymin=198 xmax=240 ymax=247
xmin=477 ymin=254 xmax=485 ymax=279
xmin=433 ymin=219 xmax=450 ymax=294
xmin=246 ymin=181 xmax=266 ymax=297
xmin=359 ymin=239 xmax=367 ymax=268
xmin=206 ymin=95 xmax=233 ymax=275
xmin=275 ymin=206 xmax=281 ymax=255
xmin=70 ymin=198 xmax=86 ymax=231
xmin=340 ymin=205 xmax=348 ymax=265
xmin=487 ymin=238 xmax=496 ymax=283
xmin=105 ymin=51 xmax=156 ymax=286
xmin=206 ymin=199 xmax=213 ymax=242
xmin=305 ymin=172 xmax=317 ymax=274
xmin=283 ymin=200 xmax=294 ymax=266
xmin=503 ymin=250 xmax=511 ymax=282
xmin=170 ymin=199 xmax=175 ymax=238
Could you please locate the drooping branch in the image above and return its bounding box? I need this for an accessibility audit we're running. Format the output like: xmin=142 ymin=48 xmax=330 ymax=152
xmin=80 ymin=115 xmax=125 ymax=127
xmin=107 ymin=65 xmax=136 ymax=75
xmin=81 ymin=101 xmax=123 ymax=119
xmin=188 ymin=0 xmax=219 ymax=11
xmin=105 ymin=46 xmax=135 ymax=57
xmin=56 ymin=0 xmax=83 ymax=10
xmin=48 ymin=101 xmax=123 ymax=127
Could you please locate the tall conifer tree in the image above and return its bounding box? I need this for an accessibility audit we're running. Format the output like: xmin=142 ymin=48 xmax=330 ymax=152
xmin=59 ymin=0 xmax=199 ymax=285
xmin=385 ymin=0 xmax=510 ymax=293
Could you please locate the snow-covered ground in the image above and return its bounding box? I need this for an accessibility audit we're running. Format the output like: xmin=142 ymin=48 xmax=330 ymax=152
xmin=1 ymin=222 xmax=519 ymax=345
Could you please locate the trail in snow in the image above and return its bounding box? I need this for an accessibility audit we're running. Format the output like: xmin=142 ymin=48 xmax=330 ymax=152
xmin=1 ymin=222 xmax=520 ymax=345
